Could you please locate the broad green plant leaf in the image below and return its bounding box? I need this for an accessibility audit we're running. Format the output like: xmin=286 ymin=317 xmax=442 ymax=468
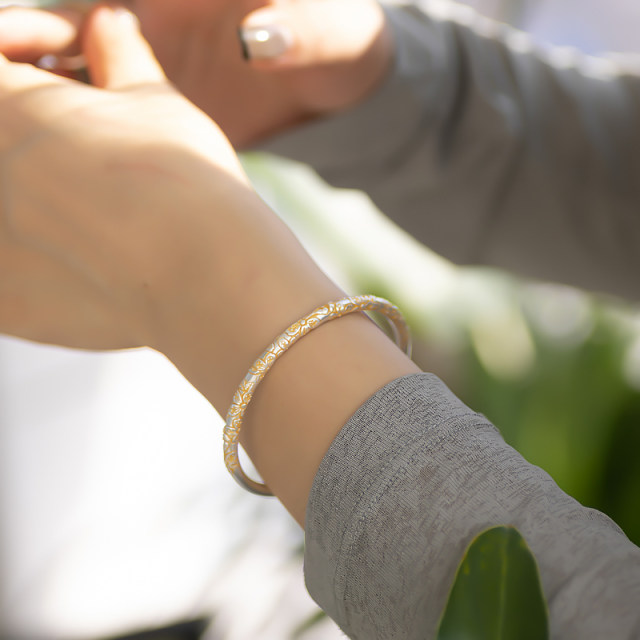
xmin=437 ymin=526 xmax=548 ymax=640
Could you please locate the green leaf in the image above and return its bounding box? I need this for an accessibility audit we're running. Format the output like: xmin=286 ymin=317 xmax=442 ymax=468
xmin=436 ymin=526 xmax=548 ymax=640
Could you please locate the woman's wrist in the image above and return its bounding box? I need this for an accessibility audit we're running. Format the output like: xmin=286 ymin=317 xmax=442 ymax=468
xmin=145 ymin=183 xmax=344 ymax=411
xmin=144 ymin=182 xmax=418 ymax=525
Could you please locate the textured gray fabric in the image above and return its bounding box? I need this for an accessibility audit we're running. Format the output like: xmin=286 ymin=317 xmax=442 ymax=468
xmin=260 ymin=1 xmax=640 ymax=300
xmin=257 ymin=2 xmax=640 ymax=637
xmin=304 ymin=374 xmax=640 ymax=639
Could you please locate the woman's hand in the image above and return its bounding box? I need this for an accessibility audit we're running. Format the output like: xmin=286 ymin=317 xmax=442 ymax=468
xmin=0 ymin=0 xmax=393 ymax=146
xmin=0 ymin=5 xmax=253 ymax=351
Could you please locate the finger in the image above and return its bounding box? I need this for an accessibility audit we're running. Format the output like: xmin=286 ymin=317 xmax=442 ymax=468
xmin=83 ymin=4 xmax=166 ymax=90
xmin=239 ymin=0 xmax=387 ymax=68
xmin=0 ymin=7 xmax=82 ymax=62
xmin=0 ymin=55 xmax=64 ymax=93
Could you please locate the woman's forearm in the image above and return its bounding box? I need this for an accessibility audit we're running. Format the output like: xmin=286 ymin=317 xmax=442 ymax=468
xmin=152 ymin=191 xmax=419 ymax=523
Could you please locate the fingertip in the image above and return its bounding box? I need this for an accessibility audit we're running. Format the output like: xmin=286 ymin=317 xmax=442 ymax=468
xmin=85 ymin=4 xmax=141 ymax=51
xmin=84 ymin=4 xmax=165 ymax=89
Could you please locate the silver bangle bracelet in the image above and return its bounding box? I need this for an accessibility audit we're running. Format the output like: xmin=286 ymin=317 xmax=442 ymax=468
xmin=223 ymin=295 xmax=412 ymax=496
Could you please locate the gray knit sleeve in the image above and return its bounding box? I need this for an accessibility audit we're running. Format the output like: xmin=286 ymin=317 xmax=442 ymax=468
xmin=260 ymin=1 xmax=640 ymax=300
xmin=303 ymin=373 xmax=640 ymax=639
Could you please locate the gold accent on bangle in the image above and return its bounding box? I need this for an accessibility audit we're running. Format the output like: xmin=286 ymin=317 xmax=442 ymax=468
xmin=223 ymin=295 xmax=412 ymax=496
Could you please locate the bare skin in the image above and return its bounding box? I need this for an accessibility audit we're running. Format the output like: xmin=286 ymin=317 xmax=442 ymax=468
xmin=0 ymin=5 xmax=417 ymax=524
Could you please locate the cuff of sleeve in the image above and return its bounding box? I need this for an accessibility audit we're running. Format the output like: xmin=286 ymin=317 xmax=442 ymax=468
xmin=302 ymin=372 xmax=486 ymax=635
xmin=255 ymin=3 xmax=442 ymax=178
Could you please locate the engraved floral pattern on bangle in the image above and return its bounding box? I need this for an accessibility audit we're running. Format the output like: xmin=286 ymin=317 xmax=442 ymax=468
xmin=223 ymin=295 xmax=412 ymax=496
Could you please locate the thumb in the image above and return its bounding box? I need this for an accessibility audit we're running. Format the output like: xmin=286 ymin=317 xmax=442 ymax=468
xmin=239 ymin=0 xmax=387 ymax=68
xmin=83 ymin=5 xmax=165 ymax=90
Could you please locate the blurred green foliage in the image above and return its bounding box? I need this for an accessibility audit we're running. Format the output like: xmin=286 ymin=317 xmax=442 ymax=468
xmin=461 ymin=297 xmax=640 ymax=545
xmin=244 ymin=153 xmax=640 ymax=550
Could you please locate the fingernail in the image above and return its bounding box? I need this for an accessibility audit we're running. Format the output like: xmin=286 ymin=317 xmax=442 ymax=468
xmin=113 ymin=7 xmax=140 ymax=29
xmin=36 ymin=54 xmax=59 ymax=71
xmin=94 ymin=5 xmax=140 ymax=31
xmin=36 ymin=53 xmax=86 ymax=71
xmin=238 ymin=24 xmax=294 ymax=61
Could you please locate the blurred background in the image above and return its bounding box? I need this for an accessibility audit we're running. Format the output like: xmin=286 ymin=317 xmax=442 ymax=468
xmin=1 ymin=0 xmax=639 ymax=638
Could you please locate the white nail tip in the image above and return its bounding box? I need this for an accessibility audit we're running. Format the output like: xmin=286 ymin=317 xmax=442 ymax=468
xmin=241 ymin=25 xmax=294 ymax=60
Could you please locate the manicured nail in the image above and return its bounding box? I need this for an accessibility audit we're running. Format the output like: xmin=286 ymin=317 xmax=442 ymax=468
xmin=113 ymin=6 xmax=140 ymax=30
xmin=36 ymin=53 xmax=86 ymax=71
xmin=36 ymin=54 xmax=59 ymax=71
xmin=238 ymin=24 xmax=294 ymax=61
